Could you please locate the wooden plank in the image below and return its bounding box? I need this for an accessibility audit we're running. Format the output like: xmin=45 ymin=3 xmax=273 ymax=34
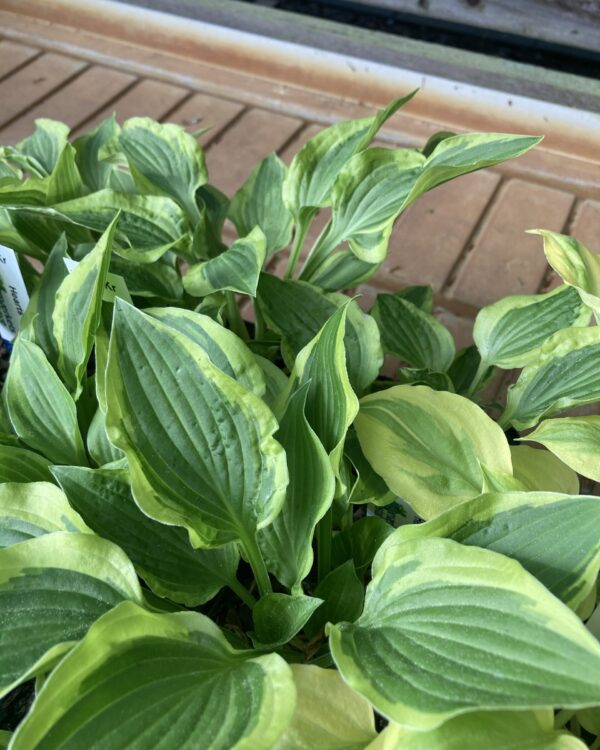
xmin=0 ymin=65 xmax=136 ymax=143
xmin=356 ymin=0 xmax=600 ymax=54
xmin=446 ymin=178 xmax=574 ymax=308
xmin=73 ymin=77 xmax=190 ymax=135
xmin=165 ymin=91 xmax=244 ymax=145
xmin=205 ymin=107 xmax=302 ymax=196
xmin=375 ymin=170 xmax=500 ymax=292
xmin=0 ymin=39 xmax=39 ymax=80
xmin=0 ymin=52 xmax=86 ymax=130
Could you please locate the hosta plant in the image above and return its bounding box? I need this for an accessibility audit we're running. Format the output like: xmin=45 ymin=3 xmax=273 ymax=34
xmin=0 ymin=95 xmax=599 ymax=749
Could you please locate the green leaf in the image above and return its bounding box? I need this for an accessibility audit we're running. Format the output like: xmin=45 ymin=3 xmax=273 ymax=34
xmin=146 ymin=306 xmax=265 ymax=397
xmin=0 ymin=731 xmax=10 ymax=749
xmin=46 ymin=144 xmax=84 ymax=204
xmin=0 ymin=445 xmax=52 ymax=483
xmin=12 ymin=119 xmax=70 ymax=176
xmin=448 ymin=345 xmax=492 ymax=395
xmin=510 ymin=444 xmax=579 ymax=494
xmin=328 ymin=537 xmax=600 ymax=730
xmin=531 ymin=229 xmax=600 ymax=316
xmin=396 ymin=367 xmax=455 ymax=392
xmin=473 ymin=285 xmax=590 ymax=369
xmin=395 ymin=284 xmax=434 ymax=312
xmin=344 ymin=516 xmax=395 ymax=576
xmin=304 ymin=148 xmax=425 ymax=271
xmin=52 ymin=216 xmax=116 ymax=396
xmin=0 ymin=532 xmax=142 ymax=698
xmin=28 ymin=190 xmax=191 ymax=263
xmin=110 ymin=254 xmax=183 ymax=300
xmin=119 ymin=117 xmax=208 ymax=222
xmin=280 ymin=304 xmax=359 ymax=484
xmin=255 ymin=354 xmax=288 ymax=407
xmin=258 ymin=275 xmax=382 ymax=394
xmin=259 ymin=384 xmax=335 ymax=590
xmin=0 ymin=176 xmax=48 ymax=206
xmin=32 ymin=234 xmax=68 ymax=368
xmin=307 ymin=249 xmax=380 ymax=292
xmin=251 ymin=593 xmax=323 ymax=648
xmin=380 ymin=710 xmax=587 ymax=749
xmin=10 ymin=601 xmax=295 ymax=750
xmin=184 ymin=226 xmax=266 ymax=297
xmin=273 ymin=664 xmax=376 ymax=750
xmin=373 ymin=293 xmax=455 ymax=371
xmin=0 ymin=481 xmax=89 ymax=548
xmin=229 ymin=153 xmax=293 ymax=255
xmin=402 ymin=132 xmax=542 ymax=210
xmin=4 ymin=338 xmax=87 ymax=465
xmin=73 ymin=115 xmax=120 ymax=191
xmin=355 ymin=385 xmax=512 ymax=519
xmin=53 ymin=465 xmax=241 ymax=607
xmin=501 ymin=327 xmax=600 ymax=430
xmin=344 ymin=430 xmax=394 ymax=506
xmin=283 ymin=92 xmax=416 ymax=219
xmin=379 ymin=491 xmax=600 ymax=611
xmin=105 ymin=301 xmax=288 ymax=548
xmin=86 ymin=407 xmax=124 ymax=466
xmin=305 ymin=560 xmax=364 ymax=637
xmin=193 ymin=185 xmax=229 ymax=260
xmin=525 ymin=416 xmax=600 ymax=482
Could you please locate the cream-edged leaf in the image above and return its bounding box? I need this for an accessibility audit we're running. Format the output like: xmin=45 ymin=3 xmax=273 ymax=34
xmin=0 ymin=532 xmax=142 ymax=698
xmin=10 ymin=601 xmax=295 ymax=750
xmin=376 ymin=491 xmax=600 ymax=610
xmin=525 ymin=415 xmax=600 ymax=482
xmin=105 ymin=300 xmax=288 ymax=549
xmin=355 ymin=385 xmax=512 ymax=518
xmin=329 ymin=537 xmax=600 ymax=730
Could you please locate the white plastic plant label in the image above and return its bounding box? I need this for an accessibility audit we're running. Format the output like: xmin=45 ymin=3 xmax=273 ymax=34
xmin=63 ymin=257 xmax=133 ymax=304
xmin=0 ymin=244 xmax=29 ymax=342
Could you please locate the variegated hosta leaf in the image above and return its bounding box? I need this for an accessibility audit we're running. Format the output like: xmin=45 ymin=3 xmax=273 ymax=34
xmin=53 ymin=465 xmax=241 ymax=607
xmin=259 ymin=384 xmax=335 ymax=590
xmin=229 ymin=153 xmax=293 ymax=255
xmin=4 ymin=338 xmax=87 ymax=466
xmin=0 ymin=481 xmax=89 ymax=548
xmin=105 ymin=300 xmax=288 ymax=549
xmin=328 ymin=537 xmax=600 ymax=731
xmin=146 ymin=306 xmax=265 ymax=397
xmin=255 ymin=355 xmax=288 ymax=407
xmin=501 ymin=327 xmax=600 ymax=430
xmin=46 ymin=143 xmax=85 ymax=204
xmin=377 ymin=491 xmax=600 ymax=611
xmin=375 ymin=710 xmax=587 ymax=750
xmin=308 ymin=249 xmax=380 ymax=291
xmin=110 ymin=254 xmax=183 ymax=300
xmin=18 ymin=189 xmax=191 ymax=262
xmin=251 ymin=593 xmax=323 ymax=649
xmin=510 ymin=445 xmax=579 ymax=494
xmin=531 ymin=229 xmax=600 ymax=317
xmin=183 ymin=226 xmax=266 ymax=297
xmin=278 ymin=304 xmax=359 ymax=485
xmin=372 ymin=292 xmax=455 ymax=372
xmin=73 ymin=115 xmax=120 ymax=191
xmin=87 ymin=407 xmax=124 ymax=466
xmin=119 ymin=117 xmax=208 ymax=222
xmin=0 ymin=445 xmax=52 ymax=483
xmin=11 ymin=602 xmax=295 ymax=750
xmin=283 ymin=92 xmax=417 ymax=220
xmin=257 ymin=274 xmax=382 ymax=394
xmin=273 ymin=664 xmax=377 ymax=750
xmin=355 ymin=385 xmax=512 ymax=519
xmin=8 ymin=119 xmax=70 ymax=176
xmin=474 ymin=285 xmax=591 ymax=369
xmin=401 ymin=132 xmax=542 ymax=210
xmin=52 ymin=215 xmax=116 ymax=396
xmin=302 ymin=149 xmax=425 ymax=274
xmin=0 ymin=532 xmax=142 ymax=698
xmin=32 ymin=234 xmax=68 ymax=368
xmin=525 ymin=416 xmax=600 ymax=482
